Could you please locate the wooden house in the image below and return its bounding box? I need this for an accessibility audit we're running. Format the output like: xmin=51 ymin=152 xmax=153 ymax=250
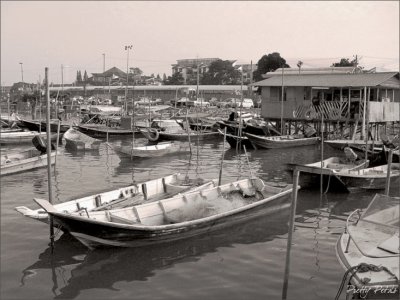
xmin=252 ymin=68 xmax=399 ymax=136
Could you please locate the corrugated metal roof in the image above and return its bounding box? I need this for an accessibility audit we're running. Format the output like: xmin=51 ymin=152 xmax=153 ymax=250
xmin=253 ymin=72 xmax=400 ymax=88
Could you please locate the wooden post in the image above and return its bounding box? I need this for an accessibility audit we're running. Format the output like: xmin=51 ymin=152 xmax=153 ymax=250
xmin=54 ymin=120 xmax=61 ymax=170
xmin=218 ymin=127 xmax=227 ymax=186
xmin=385 ymin=149 xmax=393 ymax=195
xmin=280 ymin=67 xmax=284 ymax=135
xmin=282 ymin=169 xmax=300 ymax=300
xmin=45 ymin=67 xmax=55 ymax=251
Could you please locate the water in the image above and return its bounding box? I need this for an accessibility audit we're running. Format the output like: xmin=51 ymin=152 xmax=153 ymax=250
xmin=1 ymin=137 xmax=399 ymax=300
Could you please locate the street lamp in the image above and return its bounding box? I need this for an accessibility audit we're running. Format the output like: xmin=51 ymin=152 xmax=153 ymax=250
xmin=19 ymin=62 xmax=24 ymax=89
xmin=124 ymin=45 xmax=133 ymax=113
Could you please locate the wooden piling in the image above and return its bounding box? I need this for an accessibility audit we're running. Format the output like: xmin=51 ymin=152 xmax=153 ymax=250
xmin=45 ymin=67 xmax=55 ymax=251
xmin=282 ymin=169 xmax=300 ymax=300
xmin=385 ymin=149 xmax=393 ymax=195
xmin=218 ymin=127 xmax=227 ymax=186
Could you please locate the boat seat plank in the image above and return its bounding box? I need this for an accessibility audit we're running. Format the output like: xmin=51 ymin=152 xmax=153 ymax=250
xmin=108 ymin=212 xmax=138 ymax=225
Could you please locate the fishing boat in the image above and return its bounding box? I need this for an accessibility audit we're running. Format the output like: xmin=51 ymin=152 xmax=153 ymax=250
xmin=244 ymin=133 xmax=319 ymax=149
xmin=77 ymin=124 xmax=137 ymax=138
xmin=107 ymin=141 xmax=190 ymax=158
xmin=334 ymin=163 xmax=400 ymax=192
xmin=1 ymin=148 xmax=57 ymax=176
xmin=325 ymin=139 xmax=383 ymax=150
xmin=290 ymin=157 xmax=369 ymax=192
xmin=33 ymin=178 xmax=294 ymax=248
xmin=0 ymin=130 xmax=57 ymax=144
xmin=63 ymin=127 xmax=101 ymax=151
xmin=15 ymin=173 xmax=217 ymax=228
xmin=336 ymin=194 xmax=399 ymax=299
xmin=217 ymin=129 xmax=255 ymax=150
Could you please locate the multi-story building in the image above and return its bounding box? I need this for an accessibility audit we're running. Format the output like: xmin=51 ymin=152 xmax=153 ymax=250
xmin=172 ymin=58 xmax=224 ymax=84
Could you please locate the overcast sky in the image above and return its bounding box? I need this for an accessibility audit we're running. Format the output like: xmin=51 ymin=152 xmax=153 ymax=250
xmin=1 ymin=1 xmax=399 ymax=86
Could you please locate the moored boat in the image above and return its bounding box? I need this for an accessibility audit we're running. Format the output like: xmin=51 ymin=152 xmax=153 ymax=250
xmin=245 ymin=133 xmax=319 ymax=149
xmin=0 ymin=130 xmax=57 ymax=144
xmin=33 ymin=178 xmax=294 ymax=248
xmin=15 ymin=173 xmax=217 ymax=228
xmin=108 ymin=141 xmax=190 ymax=158
xmin=217 ymin=129 xmax=255 ymax=150
xmin=63 ymin=127 xmax=101 ymax=151
xmin=290 ymin=156 xmax=369 ymax=192
xmin=336 ymin=194 xmax=399 ymax=299
xmin=1 ymin=148 xmax=57 ymax=176
xmin=334 ymin=163 xmax=400 ymax=192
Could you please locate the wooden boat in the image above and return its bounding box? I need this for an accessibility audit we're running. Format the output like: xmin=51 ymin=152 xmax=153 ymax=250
xmin=244 ymin=133 xmax=319 ymax=149
xmin=33 ymin=178 xmax=294 ymax=248
xmin=77 ymin=124 xmax=137 ymax=138
xmin=159 ymin=130 xmax=220 ymax=142
xmin=290 ymin=157 xmax=369 ymax=192
xmin=325 ymin=139 xmax=383 ymax=150
xmin=336 ymin=194 xmax=399 ymax=299
xmin=1 ymin=148 xmax=57 ymax=176
xmin=15 ymin=173 xmax=217 ymax=228
xmin=0 ymin=130 xmax=57 ymax=144
xmin=108 ymin=141 xmax=190 ymax=158
xmin=63 ymin=127 xmax=101 ymax=151
xmin=217 ymin=129 xmax=255 ymax=150
xmin=334 ymin=163 xmax=400 ymax=192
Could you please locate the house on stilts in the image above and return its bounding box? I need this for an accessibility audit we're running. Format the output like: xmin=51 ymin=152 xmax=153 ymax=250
xmin=252 ymin=67 xmax=400 ymax=140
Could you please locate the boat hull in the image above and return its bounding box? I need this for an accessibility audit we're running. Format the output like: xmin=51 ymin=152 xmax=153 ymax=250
xmin=1 ymin=150 xmax=56 ymax=176
xmin=63 ymin=128 xmax=101 ymax=151
xmin=0 ymin=131 xmax=57 ymax=144
xmin=51 ymin=191 xmax=291 ymax=248
xmin=245 ymin=133 xmax=319 ymax=149
xmin=78 ymin=124 xmax=139 ymax=138
xmin=158 ymin=131 xmax=220 ymax=141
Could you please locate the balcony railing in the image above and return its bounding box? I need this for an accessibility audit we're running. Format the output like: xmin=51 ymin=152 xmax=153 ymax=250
xmin=292 ymin=101 xmax=364 ymax=121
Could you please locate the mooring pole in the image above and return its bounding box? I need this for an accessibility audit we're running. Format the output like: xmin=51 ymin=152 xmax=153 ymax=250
xmin=218 ymin=127 xmax=227 ymax=186
xmin=282 ymin=169 xmax=300 ymax=299
xmin=385 ymin=149 xmax=393 ymax=195
xmin=45 ymin=67 xmax=55 ymax=252
xmin=54 ymin=119 xmax=61 ymax=171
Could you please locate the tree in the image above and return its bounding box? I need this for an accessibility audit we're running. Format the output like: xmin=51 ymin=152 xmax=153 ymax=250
xmin=162 ymin=73 xmax=167 ymax=82
xmin=331 ymin=58 xmax=357 ymax=67
xmin=253 ymin=52 xmax=290 ymax=81
xmin=297 ymin=61 xmax=303 ymax=74
xmin=76 ymin=70 xmax=82 ymax=85
xmin=201 ymin=59 xmax=240 ymax=85
xmin=165 ymin=72 xmax=184 ymax=85
xmin=156 ymin=74 xmax=161 ymax=80
xmin=83 ymin=70 xmax=88 ymax=82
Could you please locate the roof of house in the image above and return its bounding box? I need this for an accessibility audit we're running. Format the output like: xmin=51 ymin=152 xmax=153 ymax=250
xmin=253 ymin=72 xmax=400 ymax=89
xmin=91 ymin=67 xmax=126 ymax=77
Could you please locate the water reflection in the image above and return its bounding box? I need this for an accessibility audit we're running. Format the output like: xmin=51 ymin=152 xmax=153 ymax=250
xmin=27 ymin=208 xmax=292 ymax=299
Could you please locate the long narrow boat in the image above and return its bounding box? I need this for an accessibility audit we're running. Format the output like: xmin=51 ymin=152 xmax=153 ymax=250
xmin=244 ymin=133 xmax=319 ymax=149
xmin=0 ymin=131 xmax=57 ymax=144
xmin=63 ymin=128 xmax=101 ymax=151
xmin=325 ymin=139 xmax=383 ymax=150
xmin=217 ymin=129 xmax=255 ymax=150
xmin=33 ymin=178 xmax=294 ymax=248
xmin=77 ymin=124 xmax=137 ymax=138
xmin=15 ymin=173 xmax=217 ymax=228
xmin=290 ymin=157 xmax=369 ymax=192
xmin=1 ymin=148 xmax=57 ymax=176
xmin=334 ymin=163 xmax=400 ymax=192
xmin=336 ymin=194 xmax=399 ymax=299
xmin=108 ymin=141 xmax=190 ymax=158
xmin=159 ymin=130 xmax=220 ymax=141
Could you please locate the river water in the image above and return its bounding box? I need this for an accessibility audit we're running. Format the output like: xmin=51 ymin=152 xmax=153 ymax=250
xmin=1 ymin=136 xmax=399 ymax=300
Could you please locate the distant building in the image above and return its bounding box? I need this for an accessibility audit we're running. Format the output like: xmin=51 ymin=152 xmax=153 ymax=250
xmin=172 ymin=58 xmax=235 ymax=84
xmin=89 ymin=67 xmax=127 ymax=85
xmin=233 ymin=62 xmax=257 ymax=84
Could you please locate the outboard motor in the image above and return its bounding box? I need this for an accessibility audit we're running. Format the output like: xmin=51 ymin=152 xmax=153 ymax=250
xmin=32 ymin=135 xmax=55 ymax=154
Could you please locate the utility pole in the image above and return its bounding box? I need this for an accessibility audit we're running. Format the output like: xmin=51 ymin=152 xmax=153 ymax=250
xmin=61 ymin=64 xmax=64 ymax=95
xmin=124 ymin=45 xmax=133 ymax=114
xmin=103 ymin=53 xmax=106 ymax=95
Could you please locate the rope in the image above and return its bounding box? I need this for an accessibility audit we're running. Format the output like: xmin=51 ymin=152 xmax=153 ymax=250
xmin=335 ymin=262 xmax=398 ymax=300
xmin=50 ymin=224 xmax=62 ymax=240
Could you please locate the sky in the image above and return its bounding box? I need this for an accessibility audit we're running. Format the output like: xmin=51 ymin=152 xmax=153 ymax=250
xmin=1 ymin=1 xmax=399 ymax=86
